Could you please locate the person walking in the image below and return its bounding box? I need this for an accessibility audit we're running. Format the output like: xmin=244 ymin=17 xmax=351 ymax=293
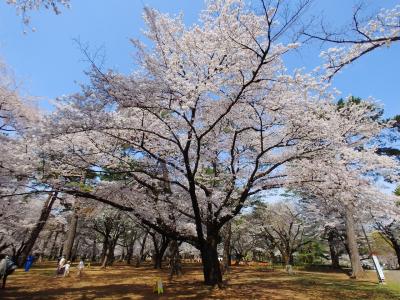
xmin=0 ymin=255 xmax=17 ymax=289
xmin=63 ymin=261 xmax=71 ymax=277
xmin=56 ymin=256 xmax=66 ymax=276
xmin=24 ymin=255 xmax=34 ymax=272
xmin=77 ymin=259 xmax=84 ymax=277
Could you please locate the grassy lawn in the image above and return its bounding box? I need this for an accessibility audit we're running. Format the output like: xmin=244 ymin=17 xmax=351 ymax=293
xmin=1 ymin=262 xmax=399 ymax=299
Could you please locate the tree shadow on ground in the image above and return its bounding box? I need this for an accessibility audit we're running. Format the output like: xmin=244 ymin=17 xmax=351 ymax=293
xmin=1 ymin=283 xmax=153 ymax=300
xmin=1 ymin=263 xmax=399 ymax=300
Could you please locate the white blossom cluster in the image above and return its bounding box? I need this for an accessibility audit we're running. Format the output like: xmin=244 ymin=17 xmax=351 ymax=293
xmin=320 ymin=5 xmax=400 ymax=78
xmin=5 ymin=0 xmax=70 ymax=25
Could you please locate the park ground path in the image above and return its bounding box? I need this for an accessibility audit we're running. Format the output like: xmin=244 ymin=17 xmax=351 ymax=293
xmin=1 ymin=262 xmax=399 ymax=299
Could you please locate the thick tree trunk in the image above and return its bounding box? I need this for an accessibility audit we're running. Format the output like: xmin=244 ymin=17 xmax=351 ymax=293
xmin=389 ymin=237 xmax=400 ymax=269
xmin=327 ymin=229 xmax=340 ymax=268
xmin=63 ymin=207 xmax=79 ymax=260
xmin=71 ymin=237 xmax=81 ymax=261
xmin=126 ymin=243 xmax=134 ymax=265
xmin=58 ymin=245 xmax=63 ymax=258
xmin=234 ymin=253 xmax=243 ymax=266
xmin=345 ymin=207 xmax=364 ymax=279
xmin=107 ymin=243 xmax=115 ymax=265
xmin=13 ymin=243 xmax=26 ymax=265
xmin=136 ymin=232 xmax=148 ymax=267
xmin=222 ymin=222 xmax=232 ymax=273
xmin=154 ymin=252 xmax=163 ymax=269
xmin=151 ymin=234 xmax=160 ymax=269
xmin=50 ymin=229 xmax=62 ymax=259
xmin=91 ymin=239 xmax=97 ymax=262
xmin=100 ymin=242 xmax=116 ymax=268
xmin=282 ymin=253 xmax=290 ymax=266
xmin=200 ymin=235 xmax=222 ymax=286
xmin=101 ymin=248 xmax=109 ymax=268
xmin=125 ymin=232 xmax=137 ymax=265
xmin=289 ymin=253 xmax=294 ymax=265
xmin=329 ymin=243 xmax=340 ymax=268
xmin=20 ymin=192 xmax=58 ymax=266
xmin=152 ymin=236 xmax=170 ymax=269
xmin=168 ymin=239 xmax=182 ymax=279
xmin=120 ymin=250 xmax=125 ymax=262
xmin=100 ymin=238 xmax=109 ymax=263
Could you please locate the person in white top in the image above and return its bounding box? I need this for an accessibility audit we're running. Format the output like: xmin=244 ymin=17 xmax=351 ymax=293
xmin=56 ymin=256 xmax=66 ymax=276
xmin=77 ymin=259 xmax=84 ymax=277
xmin=59 ymin=256 xmax=66 ymax=268
xmin=63 ymin=261 xmax=71 ymax=277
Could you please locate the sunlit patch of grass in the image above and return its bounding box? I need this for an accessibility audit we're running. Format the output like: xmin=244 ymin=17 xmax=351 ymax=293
xmin=385 ymin=282 xmax=400 ymax=295
xmin=292 ymin=273 xmax=400 ymax=300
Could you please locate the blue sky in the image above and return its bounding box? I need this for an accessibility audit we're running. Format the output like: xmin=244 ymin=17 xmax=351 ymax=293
xmin=0 ymin=0 xmax=399 ymax=117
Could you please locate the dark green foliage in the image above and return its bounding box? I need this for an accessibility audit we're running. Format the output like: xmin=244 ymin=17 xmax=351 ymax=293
xmin=296 ymin=241 xmax=327 ymax=265
xmin=376 ymin=147 xmax=400 ymax=157
xmin=99 ymin=168 xmax=132 ymax=181
xmin=64 ymin=181 xmax=93 ymax=192
xmin=337 ymin=96 xmax=384 ymax=121
xmin=99 ymin=159 xmax=139 ymax=181
xmin=337 ymin=96 xmax=361 ymax=109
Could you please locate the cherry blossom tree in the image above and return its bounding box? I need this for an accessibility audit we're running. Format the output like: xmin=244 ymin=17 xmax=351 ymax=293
xmin=0 ymin=60 xmax=36 ymax=192
xmin=0 ymin=195 xmax=47 ymax=261
xmin=148 ymin=229 xmax=170 ymax=269
xmin=91 ymin=208 xmax=127 ymax=268
xmin=29 ymin=0 xmax=399 ymax=286
xmin=292 ymin=157 xmax=398 ymax=278
xmin=18 ymin=192 xmax=58 ymax=265
xmin=288 ymin=95 xmax=400 ymax=278
xmin=230 ymin=216 xmax=257 ymax=265
xmin=0 ymin=59 xmax=59 ymax=266
xmin=251 ymin=201 xmax=315 ymax=266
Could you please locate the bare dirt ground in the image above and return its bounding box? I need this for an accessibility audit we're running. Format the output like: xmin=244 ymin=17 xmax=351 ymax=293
xmin=1 ymin=262 xmax=399 ymax=300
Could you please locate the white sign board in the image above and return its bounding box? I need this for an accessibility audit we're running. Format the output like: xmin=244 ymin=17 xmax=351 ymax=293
xmin=371 ymin=255 xmax=385 ymax=283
